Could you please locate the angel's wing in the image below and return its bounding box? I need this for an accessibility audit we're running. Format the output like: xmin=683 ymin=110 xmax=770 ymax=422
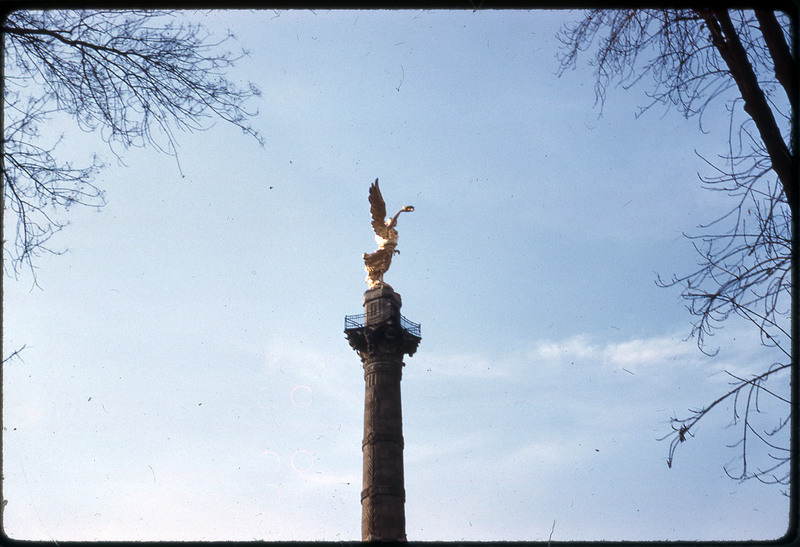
xmin=369 ymin=179 xmax=388 ymax=238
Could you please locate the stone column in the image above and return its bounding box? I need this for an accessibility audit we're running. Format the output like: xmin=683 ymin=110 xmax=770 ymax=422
xmin=345 ymin=285 xmax=420 ymax=542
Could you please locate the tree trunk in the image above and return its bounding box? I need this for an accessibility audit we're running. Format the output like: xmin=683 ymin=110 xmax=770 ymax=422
xmin=697 ymin=9 xmax=795 ymax=211
xmin=754 ymin=10 xmax=796 ymax=104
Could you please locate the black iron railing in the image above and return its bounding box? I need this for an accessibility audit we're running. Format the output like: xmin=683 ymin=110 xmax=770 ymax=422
xmin=344 ymin=313 xmax=421 ymax=337
xmin=400 ymin=315 xmax=421 ymax=337
xmin=344 ymin=314 xmax=365 ymax=330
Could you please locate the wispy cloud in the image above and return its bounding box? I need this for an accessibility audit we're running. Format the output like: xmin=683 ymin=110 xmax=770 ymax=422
xmin=527 ymin=332 xmax=703 ymax=373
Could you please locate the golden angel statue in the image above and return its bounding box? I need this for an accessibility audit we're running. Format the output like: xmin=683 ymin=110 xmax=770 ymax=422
xmin=363 ymin=179 xmax=414 ymax=289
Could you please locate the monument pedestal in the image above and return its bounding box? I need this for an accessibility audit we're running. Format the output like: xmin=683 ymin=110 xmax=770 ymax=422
xmin=345 ymin=284 xmax=421 ymax=542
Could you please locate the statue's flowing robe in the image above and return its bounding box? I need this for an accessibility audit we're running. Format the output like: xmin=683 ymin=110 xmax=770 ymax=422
xmin=364 ymin=242 xmax=396 ymax=288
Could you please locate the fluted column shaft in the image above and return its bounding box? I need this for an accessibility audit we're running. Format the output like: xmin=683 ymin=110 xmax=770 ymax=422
xmin=345 ymin=285 xmax=419 ymax=543
xmin=362 ymin=356 xmax=406 ymax=541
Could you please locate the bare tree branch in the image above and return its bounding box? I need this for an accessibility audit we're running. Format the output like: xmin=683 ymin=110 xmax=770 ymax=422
xmin=2 ymin=345 xmax=27 ymax=364
xmin=2 ymin=10 xmax=263 ymax=276
xmin=558 ymin=9 xmax=793 ymax=489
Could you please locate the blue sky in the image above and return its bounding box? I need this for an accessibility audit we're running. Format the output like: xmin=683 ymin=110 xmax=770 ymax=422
xmin=2 ymin=9 xmax=790 ymax=541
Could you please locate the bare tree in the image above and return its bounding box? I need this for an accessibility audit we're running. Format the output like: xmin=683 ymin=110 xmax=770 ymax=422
xmin=558 ymin=9 xmax=794 ymax=491
xmin=2 ymin=10 xmax=262 ymax=277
